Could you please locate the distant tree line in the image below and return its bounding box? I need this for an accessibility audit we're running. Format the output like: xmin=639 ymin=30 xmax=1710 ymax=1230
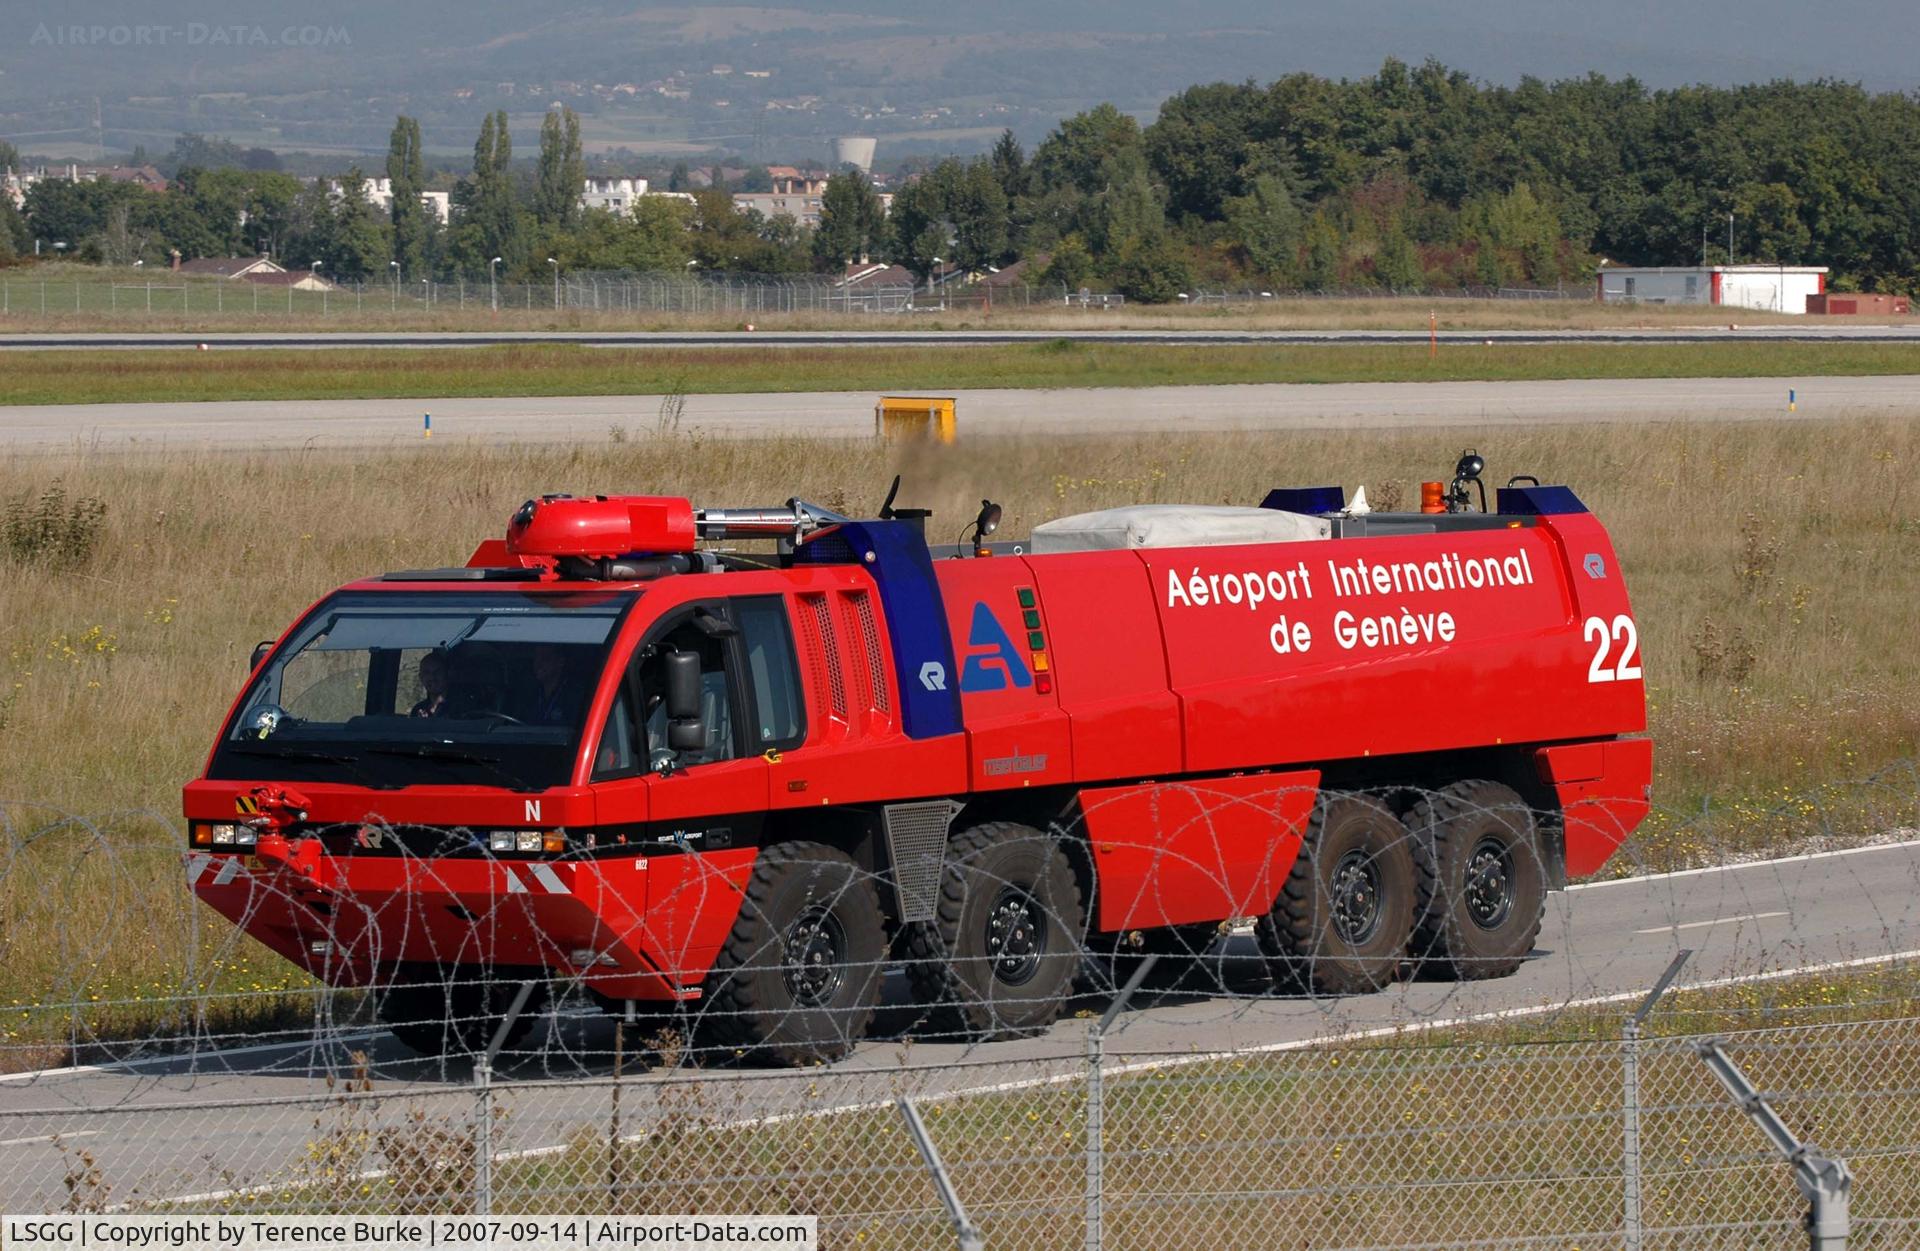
xmin=6 ymin=61 xmax=1920 ymax=299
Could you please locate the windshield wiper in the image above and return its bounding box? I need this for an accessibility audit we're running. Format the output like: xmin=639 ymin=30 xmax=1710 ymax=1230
xmin=229 ymin=743 xmax=361 ymax=764
xmin=226 ymin=741 xmax=400 ymax=790
xmin=366 ymin=744 xmax=540 ymax=792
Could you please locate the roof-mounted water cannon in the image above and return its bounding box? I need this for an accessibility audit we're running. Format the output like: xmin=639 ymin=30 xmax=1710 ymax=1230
xmin=696 ymin=498 xmax=852 ymax=546
xmin=503 ymin=493 xmax=868 ymax=579
xmin=507 ymin=494 xmax=698 ymax=558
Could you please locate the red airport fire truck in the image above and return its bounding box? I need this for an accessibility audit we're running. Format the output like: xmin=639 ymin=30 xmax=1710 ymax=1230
xmin=184 ymin=455 xmax=1650 ymax=1063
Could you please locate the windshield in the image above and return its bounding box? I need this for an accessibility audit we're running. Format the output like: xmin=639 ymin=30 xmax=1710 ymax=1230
xmin=208 ymin=589 xmax=635 ymax=790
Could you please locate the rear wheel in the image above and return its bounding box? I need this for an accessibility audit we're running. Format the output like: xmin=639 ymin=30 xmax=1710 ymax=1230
xmin=1258 ymin=793 xmax=1416 ymax=995
xmin=905 ymin=823 xmax=1086 ymax=1039
xmin=1409 ymin=780 xmax=1546 ymax=979
xmin=379 ymin=975 xmax=551 ymax=1057
xmin=698 ymin=842 xmax=886 ymax=1065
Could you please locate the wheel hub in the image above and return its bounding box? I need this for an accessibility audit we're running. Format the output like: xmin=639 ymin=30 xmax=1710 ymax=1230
xmin=985 ymin=886 xmax=1047 ymax=987
xmin=1463 ymin=836 xmax=1515 ymax=930
xmin=1330 ymin=849 xmax=1383 ymax=945
xmin=782 ymin=904 xmax=846 ymax=1007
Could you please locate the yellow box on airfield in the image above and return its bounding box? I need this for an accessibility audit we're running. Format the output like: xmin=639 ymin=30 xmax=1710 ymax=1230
xmin=875 ymin=395 xmax=957 ymax=443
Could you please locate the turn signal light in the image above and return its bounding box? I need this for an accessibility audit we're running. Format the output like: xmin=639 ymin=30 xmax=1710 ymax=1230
xmin=194 ymin=822 xmax=256 ymax=847
xmin=542 ymin=831 xmax=567 ymax=854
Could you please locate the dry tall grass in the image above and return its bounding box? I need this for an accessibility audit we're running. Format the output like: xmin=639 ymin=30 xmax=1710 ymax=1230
xmin=0 ymin=418 xmax=1914 ymax=1042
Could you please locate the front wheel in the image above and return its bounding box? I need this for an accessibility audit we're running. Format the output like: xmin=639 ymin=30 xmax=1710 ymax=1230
xmin=698 ymin=842 xmax=886 ymax=1065
xmin=904 ymin=823 xmax=1086 ymax=1039
xmin=1258 ymin=793 xmax=1416 ymax=995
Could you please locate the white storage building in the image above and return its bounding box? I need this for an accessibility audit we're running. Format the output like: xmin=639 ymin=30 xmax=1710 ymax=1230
xmin=1596 ymin=264 xmax=1829 ymax=314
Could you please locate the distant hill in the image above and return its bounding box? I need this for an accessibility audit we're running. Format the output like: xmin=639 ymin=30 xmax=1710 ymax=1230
xmin=5 ymin=1 xmax=1916 ymax=162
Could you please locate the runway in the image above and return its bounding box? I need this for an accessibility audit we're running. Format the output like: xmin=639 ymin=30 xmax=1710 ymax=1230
xmin=4 ymin=373 xmax=1914 ymax=453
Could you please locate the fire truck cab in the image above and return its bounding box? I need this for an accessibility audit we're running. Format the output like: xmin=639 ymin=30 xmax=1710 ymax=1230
xmin=185 ymin=465 xmax=1651 ymax=1063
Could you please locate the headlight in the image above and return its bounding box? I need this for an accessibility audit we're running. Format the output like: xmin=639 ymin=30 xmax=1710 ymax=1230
xmin=515 ymin=831 xmax=542 ymax=853
xmin=489 ymin=832 xmax=515 ymax=853
xmin=232 ymin=826 xmax=258 ymax=846
xmin=203 ymin=822 xmax=252 ymax=846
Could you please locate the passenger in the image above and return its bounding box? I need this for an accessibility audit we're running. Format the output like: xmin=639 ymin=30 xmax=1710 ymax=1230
xmin=410 ymin=651 xmax=450 ymax=718
xmin=530 ymin=644 xmax=580 ymax=723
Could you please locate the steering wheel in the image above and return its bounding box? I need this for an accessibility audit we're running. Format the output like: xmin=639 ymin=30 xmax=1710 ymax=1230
xmin=456 ymin=710 xmax=525 ymax=726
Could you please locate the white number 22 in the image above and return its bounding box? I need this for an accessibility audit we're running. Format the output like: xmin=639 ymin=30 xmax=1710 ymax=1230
xmin=1584 ymin=615 xmax=1643 ymax=683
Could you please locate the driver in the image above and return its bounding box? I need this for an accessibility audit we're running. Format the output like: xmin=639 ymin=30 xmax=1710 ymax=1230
xmin=409 ymin=650 xmax=450 ymax=718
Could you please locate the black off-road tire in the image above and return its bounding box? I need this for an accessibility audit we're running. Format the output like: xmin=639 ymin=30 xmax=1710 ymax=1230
xmin=698 ymin=842 xmax=886 ymax=1066
xmin=1408 ymin=780 xmax=1546 ymax=980
xmin=1257 ymin=793 xmax=1417 ymax=996
xmin=904 ymin=823 xmax=1086 ymax=1039
xmin=380 ymin=976 xmax=551 ymax=1057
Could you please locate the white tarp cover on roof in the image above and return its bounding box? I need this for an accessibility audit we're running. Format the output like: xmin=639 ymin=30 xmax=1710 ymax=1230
xmin=1029 ymin=504 xmax=1330 ymax=554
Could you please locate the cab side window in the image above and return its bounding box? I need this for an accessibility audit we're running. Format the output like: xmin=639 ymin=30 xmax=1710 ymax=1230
xmin=734 ymin=596 xmax=805 ymax=750
xmin=636 ymin=613 xmax=739 ymax=767
xmin=595 ymin=599 xmax=803 ymax=778
xmin=591 ymin=685 xmax=639 ymax=780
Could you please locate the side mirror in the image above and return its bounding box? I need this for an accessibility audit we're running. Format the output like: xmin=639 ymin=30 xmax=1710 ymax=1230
xmin=664 ymin=651 xmax=702 ymax=720
xmin=249 ymin=640 xmax=274 ymax=673
xmin=667 ymin=717 xmax=707 ymax=753
xmin=662 ymin=650 xmax=707 ymax=756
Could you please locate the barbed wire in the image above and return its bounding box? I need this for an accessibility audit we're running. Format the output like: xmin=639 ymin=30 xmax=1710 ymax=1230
xmin=2 ymin=767 xmax=1919 ymax=1242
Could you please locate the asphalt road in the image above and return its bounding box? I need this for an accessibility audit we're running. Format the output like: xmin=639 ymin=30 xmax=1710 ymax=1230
xmin=1 ymin=839 xmax=1917 ymax=1209
xmin=5 ymin=374 xmax=1916 ymax=453
xmin=4 ymin=325 xmax=1920 ymax=350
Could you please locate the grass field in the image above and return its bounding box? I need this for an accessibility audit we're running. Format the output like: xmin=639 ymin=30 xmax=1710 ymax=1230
xmin=5 ymin=340 xmax=1920 ymax=406
xmin=1 ymin=417 xmax=1915 ymax=1057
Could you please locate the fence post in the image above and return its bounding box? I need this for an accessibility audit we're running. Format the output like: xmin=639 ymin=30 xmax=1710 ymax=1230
xmin=1086 ymin=954 xmax=1158 ymax=1251
xmin=1623 ymin=950 xmax=1691 ymax=1251
xmin=472 ymin=980 xmax=536 ymax=1215
xmin=898 ymin=1097 xmax=984 ymax=1251
xmin=608 ymin=1000 xmax=633 ymax=1213
xmin=1694 ymin=1038 xmax=1852 ymax=1250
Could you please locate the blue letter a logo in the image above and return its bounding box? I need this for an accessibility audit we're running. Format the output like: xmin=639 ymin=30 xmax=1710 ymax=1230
xmin=959 ymin=602 xmax=1032 ymax=692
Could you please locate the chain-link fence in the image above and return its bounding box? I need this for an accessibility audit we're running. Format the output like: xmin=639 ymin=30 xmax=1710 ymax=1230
xmin=0 ymin=272 xmax=1099 ymax=322
xmin=4 ymin=1013 xmax=1918 ymax=1247
xmin=1184 ymin=284 xmax=1583 ymax=304
xmin=0 ymin=271 xmax=1595 ymax=324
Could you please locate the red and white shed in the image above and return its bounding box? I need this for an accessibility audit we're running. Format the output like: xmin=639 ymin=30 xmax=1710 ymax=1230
xmin=1596 ymin=264 xmax=1828 ymax=314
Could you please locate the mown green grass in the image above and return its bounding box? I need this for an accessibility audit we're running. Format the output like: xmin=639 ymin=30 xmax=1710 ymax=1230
xmin=4 ymin=341 xmax=1920 ymax=406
